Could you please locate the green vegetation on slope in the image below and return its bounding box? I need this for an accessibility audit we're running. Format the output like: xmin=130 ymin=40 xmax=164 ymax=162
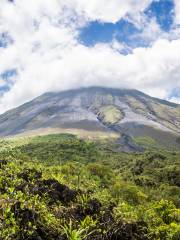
xmin=98 ymin=105 xmax=123 ymax=125
xmin=0 ymin=134 xmax=180 ymax=240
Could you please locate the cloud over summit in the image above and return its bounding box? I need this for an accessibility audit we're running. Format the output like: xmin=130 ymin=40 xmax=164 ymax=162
xmin=0 ymin=0 xmax=180 ymax=113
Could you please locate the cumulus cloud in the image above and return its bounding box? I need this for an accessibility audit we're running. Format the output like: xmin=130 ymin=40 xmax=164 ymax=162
xmin=0 ymin=0 xmax=180 ymax=113
xmin=67 ymin=0 xmax=153 ymax=24
xmin=174 ymin=0 xmax=180 ymax=24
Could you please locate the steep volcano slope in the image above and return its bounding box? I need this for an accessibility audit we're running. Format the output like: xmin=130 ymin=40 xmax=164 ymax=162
xmin=0 ymin=87 xmax=179 ymax=149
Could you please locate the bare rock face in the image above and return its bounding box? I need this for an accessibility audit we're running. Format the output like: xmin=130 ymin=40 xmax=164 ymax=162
xmin=0 ymin=87 xmax=180 ymax=150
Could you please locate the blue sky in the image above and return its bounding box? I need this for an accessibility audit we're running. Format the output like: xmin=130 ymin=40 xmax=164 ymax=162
xmin=0 ymin=32 xmax=11 ymax=48
xmin=2 ymin=0 xmax=176 ymax=49
xmin=0 ymin=0 xmax=180 ymax=112
xmin=145 ymin=0 xmax=175 ymax=31
xmin=80 ymin=0 xmax=175 ymax=47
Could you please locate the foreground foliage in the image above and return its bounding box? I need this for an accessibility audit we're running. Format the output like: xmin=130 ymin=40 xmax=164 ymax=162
xmin=0 ymin=134 xmax=180 ymax=240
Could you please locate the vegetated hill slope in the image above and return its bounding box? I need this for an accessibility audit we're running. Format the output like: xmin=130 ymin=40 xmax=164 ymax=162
xmin=0 ymin=134 xmax=180 ymax=239
xmin=0 ymin=87 xmax=180 ymax=150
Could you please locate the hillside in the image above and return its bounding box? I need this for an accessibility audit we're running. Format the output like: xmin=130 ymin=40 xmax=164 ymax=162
xmin=0 ymin=133 xmax=180 ymax=240
xmin=0 ymin=87 xmax=180 ymax=151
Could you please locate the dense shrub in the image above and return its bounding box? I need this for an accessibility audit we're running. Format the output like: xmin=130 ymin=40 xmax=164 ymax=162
xmin=0 ymin=134 xmax=179 ymax=239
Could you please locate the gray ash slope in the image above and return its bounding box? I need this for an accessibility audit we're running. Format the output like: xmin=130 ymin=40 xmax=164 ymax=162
xmin=0 ymin=87 xmax=180 ymax=150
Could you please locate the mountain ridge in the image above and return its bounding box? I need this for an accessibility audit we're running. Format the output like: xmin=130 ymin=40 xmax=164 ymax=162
xmin=0 ymin=86 xmax=180 ymax=151
xmin=3 ymin=87 xmax=179 ymax=118
xmin=34 ymin=86 xmax=180 ymax=108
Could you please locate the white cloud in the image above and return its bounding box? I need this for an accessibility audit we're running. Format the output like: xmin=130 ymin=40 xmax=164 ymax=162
xmin=0 ymin=78 xmax=6 ymax=87
xmin=0 ymin=0 xmax=180 ymax=113
xmin=174 ymin=0 xmax=180 ymax=24
xmin=67 ymin=0 xmax=153 ymax=24
xmin=169 ymin=97 xmax=180 ymax=104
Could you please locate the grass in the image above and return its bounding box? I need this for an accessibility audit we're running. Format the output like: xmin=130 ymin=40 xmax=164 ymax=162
xmin=98 ymin=105 xmax=123 ymax=124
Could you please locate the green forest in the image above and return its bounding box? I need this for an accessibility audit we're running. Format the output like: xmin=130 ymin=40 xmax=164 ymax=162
xmin=0 ymin=134 xmax=180 ymax=240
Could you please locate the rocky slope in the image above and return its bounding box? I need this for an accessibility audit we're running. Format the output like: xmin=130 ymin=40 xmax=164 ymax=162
xmin=0 ymin=87 xmax=180 ymax=150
